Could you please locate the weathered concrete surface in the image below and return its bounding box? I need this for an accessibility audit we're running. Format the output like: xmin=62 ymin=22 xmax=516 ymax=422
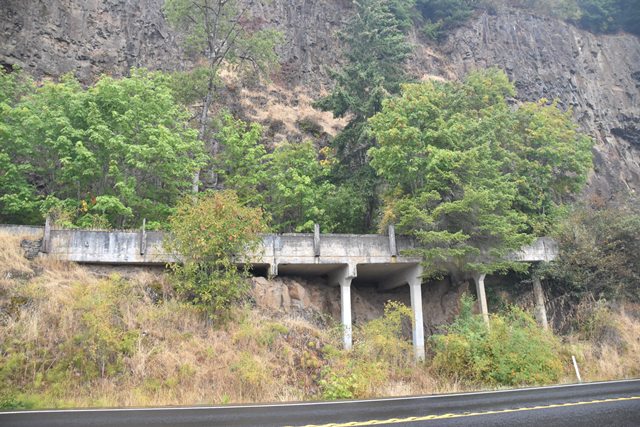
xmin=41 ymin=228 xmax=556 ymax=267
xmin=509 ymin=237 xmax=559 ymax=262
xmin=47 ymin=229 xmax=173 ymax=264
xmin=0 ymin=224 xmax=44 ymax=237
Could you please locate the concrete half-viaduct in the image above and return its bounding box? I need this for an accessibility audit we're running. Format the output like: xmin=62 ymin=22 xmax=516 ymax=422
xmin=7 ymin=224 xmax=558 ymax=361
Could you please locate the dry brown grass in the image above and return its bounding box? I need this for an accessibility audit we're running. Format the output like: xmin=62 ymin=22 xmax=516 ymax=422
xmin=217 ymin=65 xmax=348 ymax=142
xmin=564 ymin=306 xmax=640 ymax=382
xmin=3 ymin=236 xmax=639 ymax=409
xmin=241 ymin=85 xmax=349 ymax=139
xmin=0 ymin=233 xmax=34 ymax=283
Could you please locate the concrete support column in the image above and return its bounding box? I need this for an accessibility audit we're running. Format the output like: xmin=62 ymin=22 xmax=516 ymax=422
xmin=408 ymin=265 xmax=425 ymax=361
xmin=340 ymin=278 xmax=353 ymax=350
xmin=268 ymin=263 xmax=278 ymax=279
xmin=532 ymin=275 xmax=549 ymax=331
xmin=474 ymin=273 xmax=489 ymax=325
xmin=330 ymin=264 xmax=357 ymax=350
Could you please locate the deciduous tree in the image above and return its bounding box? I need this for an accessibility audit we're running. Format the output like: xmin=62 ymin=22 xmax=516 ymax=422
xmin=164 ymin=0 xmax=281 ymax=192
xmin=369 ymin=69 xmax=592 ymax=280
xmin=0 ymin=68 xmax=205 ymax=228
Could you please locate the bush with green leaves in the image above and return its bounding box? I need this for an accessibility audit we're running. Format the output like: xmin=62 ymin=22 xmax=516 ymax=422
xmin=0 ymin=67 xmax=204 ymax=228
xmin=430 ymin=295 xmax=563 ymax=386
xmin=166 ymin=190 xmax=267 ymax=319
xmin=319 ymin=301 xmax=414 ymax=400
xmin=537 ymin=201 xmax=640 ymax=303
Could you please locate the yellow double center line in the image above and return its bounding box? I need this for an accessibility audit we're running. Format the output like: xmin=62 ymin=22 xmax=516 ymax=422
xmin=289 ymin=395 xmax=640 ymax=427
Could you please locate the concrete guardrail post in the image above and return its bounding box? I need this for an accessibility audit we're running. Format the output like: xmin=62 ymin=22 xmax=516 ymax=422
xmin=41 ymin=215 xmax=51 ymax=254
xmin=139 ymin=218 xmax=147 ymax=256
xmin=313 ymin=223 xmax=320 ymax=258
xmin=388 ymin=224 xmax=397 ymax=257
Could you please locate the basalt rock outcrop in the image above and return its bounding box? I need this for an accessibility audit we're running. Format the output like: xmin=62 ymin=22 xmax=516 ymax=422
xmin=1 ymin=2 xmax=639 ymax=196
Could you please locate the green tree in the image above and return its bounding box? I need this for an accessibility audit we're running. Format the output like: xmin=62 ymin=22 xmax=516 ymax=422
xmin=0 ymin=68 xmax=204 ymax=227
xmin=369 ymin=69 xmax=592 ymax=280
xmin=314 ymin=0 xmax=413 ymax=232
xmin=213 ymin=113 xmax=267 ymax=206
xmin=164 ymin=0 xmax=282 ymax=192
xmin=265 ymin=141 xmax=337 ymax=232
xmin=0 ymin=67 xmax=40 ymax=224
xmin=212 ymin=113 xmax=366 ymax=233
xmin=167 ymin=190 xmax=267 ymax=319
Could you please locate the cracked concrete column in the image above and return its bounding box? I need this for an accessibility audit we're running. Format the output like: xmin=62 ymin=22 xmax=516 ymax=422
xmin=408 ymin=265 xmax=425 ymax=361
xmin=473 ymin=273 xmax=489 ymax=325
xmin=532 ymin=275 xmax=549 ymax=330
xmin=329 ymin=264 xmax=357 ymax=350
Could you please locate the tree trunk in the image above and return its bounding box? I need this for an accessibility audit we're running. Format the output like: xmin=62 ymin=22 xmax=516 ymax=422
xmin=192 ymin=80 xmax=215 ymax=194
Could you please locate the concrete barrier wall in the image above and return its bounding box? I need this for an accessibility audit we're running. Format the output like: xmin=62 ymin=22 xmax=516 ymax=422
xmin=10 ymin=225 xmax=557 ymax=266
xmin=510 ymin=237 xmax=559 ymax=262
xmin=44 ymin=229 xmax=423 ymax=265
xmin=48 ymin=229 xmax=174 ymax=265
xmin=0 ymin=224 xmax=44 ymax=237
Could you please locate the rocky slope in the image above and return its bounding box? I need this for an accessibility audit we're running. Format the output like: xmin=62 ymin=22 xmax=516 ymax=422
xmin=1 ymin=1 xmax=639 ymax=194
xmin=251 ymin=275 xmax=468 ymax=336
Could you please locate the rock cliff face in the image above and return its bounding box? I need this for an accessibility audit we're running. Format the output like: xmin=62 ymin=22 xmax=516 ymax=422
xmin=1 ymin=1 xmax=639 ymax=194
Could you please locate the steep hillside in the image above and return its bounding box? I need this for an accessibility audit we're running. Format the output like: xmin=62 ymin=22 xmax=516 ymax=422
xmin=2 ymin=2 xmax=638 ymax=198
xmin=1 ymin=233 xmax=639 ymax=408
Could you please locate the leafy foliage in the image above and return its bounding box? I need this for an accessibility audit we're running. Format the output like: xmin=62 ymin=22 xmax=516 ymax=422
xmin=212 ymin=113 xmax=366 ymax=233
xmin=369 ymin=69 xmax=592 ymax=279
xmin=431 ymin=295 xmax=564 ymax=386
xmin=164 ymin=0 xmax=282 ymax=192
xmin=538 ymin=201 xmax=640 ymax=302
xmin=214 ymin=113 xmax=268 ymax=206
xmin=265 ymin=141 xmax=337 ymax=232
xmin=0 ymin=67 xmax=204 ymax=227
xmin=417 ymin=0 xmax=475 ymax=40
xmin=166 ymin=190 xmax=266 ymax=319
xmin=319 ymin=301 xmax=414 ymax=400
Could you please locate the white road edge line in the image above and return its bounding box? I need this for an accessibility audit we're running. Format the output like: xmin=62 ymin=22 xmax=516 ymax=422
xmin=1 ymin=378 xmax=638 ymax=415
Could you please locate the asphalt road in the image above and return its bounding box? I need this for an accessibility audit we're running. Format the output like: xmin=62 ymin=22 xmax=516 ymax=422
xmin=1 ymin=379 xmax=639 ymax=427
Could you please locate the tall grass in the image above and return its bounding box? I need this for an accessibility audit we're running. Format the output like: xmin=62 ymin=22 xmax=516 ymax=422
xmin=1 ymin=232 xmax=639 ymax=409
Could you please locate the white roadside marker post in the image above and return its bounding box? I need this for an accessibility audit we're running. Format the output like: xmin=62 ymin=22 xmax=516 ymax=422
xmin=572 ymin=355 xmax=582 ymax=383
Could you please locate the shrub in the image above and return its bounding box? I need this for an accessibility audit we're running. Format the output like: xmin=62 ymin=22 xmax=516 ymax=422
xmin=320 ymin=302 xmax=415 ymax=399
xmin=539 ymin=202 xmax=640 ymax=303
xmin=431 ymin=295 xmax=563 ymax=386
xmin=319 ymin=369 xmax=358 ymax=400
xmin=166 ymin=190 xmax=267 ymax=320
